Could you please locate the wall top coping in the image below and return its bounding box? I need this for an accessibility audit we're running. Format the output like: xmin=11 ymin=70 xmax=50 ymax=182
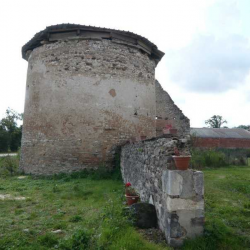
xmin=22 ymin=23 xmax=165 ymax=62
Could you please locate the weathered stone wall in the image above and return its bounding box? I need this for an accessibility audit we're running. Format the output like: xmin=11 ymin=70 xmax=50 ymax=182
xmin=20 ymin=38 xmax=157 ymax=174
xmin=155 ymin=80 xmax=190 ymax=137
xmin=121 ymin=136 xmax=204 ymax=247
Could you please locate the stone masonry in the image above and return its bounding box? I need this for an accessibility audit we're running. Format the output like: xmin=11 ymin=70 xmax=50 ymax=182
xmin=155 ymin=80 xmax=190 ymax=137
xmin=121 ymin=136 xmax=204 ymax=247
xmin=20 ymin=24 xmax=164 ymax=174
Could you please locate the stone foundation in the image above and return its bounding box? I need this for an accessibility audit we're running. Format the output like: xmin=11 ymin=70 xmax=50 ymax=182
xmin=121 ymin=136 xmax=204 ymax=247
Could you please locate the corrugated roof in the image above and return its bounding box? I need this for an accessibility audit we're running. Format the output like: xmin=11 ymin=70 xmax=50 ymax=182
xmin=22 ymin=23 xmax=164 ymax=61
xmin=191 ymin=128 xmax=250 ymax=139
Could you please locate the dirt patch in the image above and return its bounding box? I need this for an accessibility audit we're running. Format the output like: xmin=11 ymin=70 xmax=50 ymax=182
xmin=18 ymin=176 xmax=27 ymax=180
xmin=218 ymin=175 xmax=226 ymax=179
xmin=0 ymin=194 xmax=26 ymax=201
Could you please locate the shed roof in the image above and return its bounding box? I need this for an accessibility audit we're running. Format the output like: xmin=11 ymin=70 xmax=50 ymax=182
xmin=22 ymin=23 xmax=164 ymax=61
xmin=191 ymin=128 xmax=250 ymax=139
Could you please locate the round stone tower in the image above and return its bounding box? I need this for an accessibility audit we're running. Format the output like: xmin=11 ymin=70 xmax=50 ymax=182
xmin=20 ymin=24 xmax=164 ymax=175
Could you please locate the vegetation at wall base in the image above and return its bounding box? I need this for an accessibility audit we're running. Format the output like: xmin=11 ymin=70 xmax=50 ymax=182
xmin=0 ymin=165 xmax=249 ymax=249
xmin=0 ymin=151 xmax=20 ymax=176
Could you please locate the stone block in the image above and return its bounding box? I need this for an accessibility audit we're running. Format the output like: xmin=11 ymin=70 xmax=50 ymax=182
xmin=161 ymin=170 xmax=168 ymax=192
xmin=166 ymin=170 xmax=183 ymax=196
xmin=166 ymin=197 xmax=204 ymax=211
xmin=167 ymin=212 xmax=187 ymax=238
xmin=154 ymin=147 xmax=161 ymax=156
xmin=149 ymin=195 xmax=154 ymax=205
xmin=176 ymin=210 xmax=204 ymax=238
xmin=178 ymin=170 xmax=196 ymax=198
xmin=194 ymin=171 xmax=204 ymax=196
xmin=162 ymin=170 xmax=184 ymax=196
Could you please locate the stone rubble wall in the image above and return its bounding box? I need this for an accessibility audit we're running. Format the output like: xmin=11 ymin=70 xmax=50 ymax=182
xmin=121 ymin=136 xmax=204 ymax=247
xmin=155 ymin=80 xmax=190 ymax=137
xmin=20 ymin=38 xmax=157 ymax=174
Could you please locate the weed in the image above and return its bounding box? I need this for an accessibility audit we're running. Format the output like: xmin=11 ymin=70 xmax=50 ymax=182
xmin=73 ymin=184 xmax=80 ymax=192
xmin=69 ymin=215 xmax=82 ymax=223
xmin=59 ymin=229 xmax=92 ymax=250
xmin=244 ymin=202 xmax=250 ymax=209
xmin=52 ymin=184 xmax=60 ymax=193
xmin=38 ymin=233 xmax=58 ymax=248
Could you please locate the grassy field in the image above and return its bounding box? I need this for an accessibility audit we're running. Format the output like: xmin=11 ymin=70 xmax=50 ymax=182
xmin=184 ymin=166 xmax=250 ymax=249
xmin=0 ymin=165 xmax=250 ymax=249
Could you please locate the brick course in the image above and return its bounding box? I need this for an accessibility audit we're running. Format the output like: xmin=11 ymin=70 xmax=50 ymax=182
xmin=193 ymin=138 xmax=250 ymax=149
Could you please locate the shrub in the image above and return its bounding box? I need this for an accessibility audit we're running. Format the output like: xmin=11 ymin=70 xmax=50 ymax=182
xmin=217 ymin=148 xmax=250 ymax=165
xmin=191 ymin=149 xmax=227 ymax=169
xmin=191 ymin=148 xmax=250 ymax=169
xmin=59 ymin=229 xmax=92 ymax=250
xmin=0 ymin=155 xmax=19 ymax=176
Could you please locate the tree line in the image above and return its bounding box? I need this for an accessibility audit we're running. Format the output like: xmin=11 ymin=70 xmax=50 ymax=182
xmin=0 ymin=108 xmax=23 ymax=152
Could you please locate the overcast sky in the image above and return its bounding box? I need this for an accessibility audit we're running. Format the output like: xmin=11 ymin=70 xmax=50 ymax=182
xmin=0 ymin=0 xmax=249 ymax=128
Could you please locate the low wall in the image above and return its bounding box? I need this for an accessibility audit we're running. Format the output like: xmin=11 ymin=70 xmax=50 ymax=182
xmin=121 ymin=136 xmax=204 ymax=247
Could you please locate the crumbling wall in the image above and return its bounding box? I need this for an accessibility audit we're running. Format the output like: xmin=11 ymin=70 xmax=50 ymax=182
xmin=121 ymin=136 xmax=204 ymax=247
xmin=20 ymin=38 xmax=157 ymax=175
xmin=155 ymin=80 xmax=190 ymax=137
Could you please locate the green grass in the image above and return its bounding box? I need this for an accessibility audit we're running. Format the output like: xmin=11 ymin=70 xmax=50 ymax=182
xmin=0 ymin=173 xmax=169 ymax=250
xmin=0 ymin=166 xmax=250 ymax=249
xmin=183 ymin=166 xmax=250 ymax=249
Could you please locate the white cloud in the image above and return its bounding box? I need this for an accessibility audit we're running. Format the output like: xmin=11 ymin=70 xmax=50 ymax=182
xmin=166 ymin=34 xmax=250 ymax=93
xmin=206 ymin=0 xmax=241 ymax=37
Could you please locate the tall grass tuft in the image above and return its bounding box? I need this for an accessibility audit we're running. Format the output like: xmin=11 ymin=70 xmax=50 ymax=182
xmin=0 ymin=154 xmax=19 ymax=176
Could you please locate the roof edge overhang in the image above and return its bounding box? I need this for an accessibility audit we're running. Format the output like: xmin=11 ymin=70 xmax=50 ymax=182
xmin=22 ymin=24 xmax=165 ymax=63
